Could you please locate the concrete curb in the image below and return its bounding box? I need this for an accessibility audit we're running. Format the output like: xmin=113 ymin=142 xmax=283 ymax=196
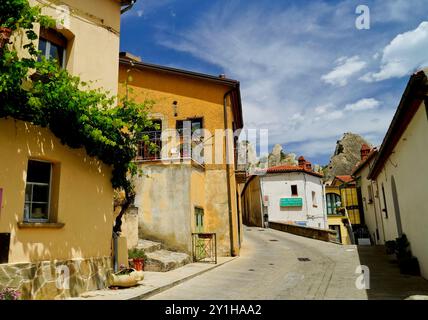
xmin=128 ymin=256 xmax=238 ymax=300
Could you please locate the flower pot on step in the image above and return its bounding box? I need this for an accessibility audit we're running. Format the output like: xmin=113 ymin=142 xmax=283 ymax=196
xmin=133 ymin=258 xmax=144 ymax=271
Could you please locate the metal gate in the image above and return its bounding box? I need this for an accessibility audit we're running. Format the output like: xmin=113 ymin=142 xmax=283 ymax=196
xmin=192 ymin=233 xmax=217 ymax=264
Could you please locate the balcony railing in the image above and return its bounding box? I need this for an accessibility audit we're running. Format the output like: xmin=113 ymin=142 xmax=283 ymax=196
xmin=136 ymin=130 xmax=205 ymax=165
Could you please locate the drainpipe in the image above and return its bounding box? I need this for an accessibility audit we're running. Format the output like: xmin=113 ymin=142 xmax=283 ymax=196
xmin=121 ymin=0 xmax=136 ymax=15
xmin=113 ymin=232 xmax=119 ymax=272
xmin=224 ymin=89 xmax=235 ymax=257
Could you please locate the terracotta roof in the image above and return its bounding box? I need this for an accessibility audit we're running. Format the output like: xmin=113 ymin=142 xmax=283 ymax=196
xmin=352 ymin=148 xmax=378 ymax=176
xmin=335 ymin=175 xmax=354 ymax=183
xmin=119 ymin=57 xmax=244 ymax=130
xmin=369 ymin=70 xmax=428 ymax=179
xmin=265 ymin=165 xmax=323 ymax=178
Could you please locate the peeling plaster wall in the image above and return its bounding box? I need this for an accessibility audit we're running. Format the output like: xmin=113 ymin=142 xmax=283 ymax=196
xmin=134 ymin=164 xmax=192 ymax=253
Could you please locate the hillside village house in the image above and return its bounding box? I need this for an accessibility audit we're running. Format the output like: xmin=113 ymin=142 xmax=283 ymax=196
xmin=353 ymin=70 xmax=428 ymax=279
xmin=351 ymin=145 xmax=379 ymax=244
xmin=241 ymin=157 xmax=327 ymax=229
xmin=325 ymin=173 xmax=368 ymax=244
xmin=0 ymin=0 xmax=135 ymax=299
xmin=118 ymin=53 xmax=244 ymax=257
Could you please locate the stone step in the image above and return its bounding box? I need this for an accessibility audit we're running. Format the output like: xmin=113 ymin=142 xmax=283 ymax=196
xmin=136 ymin=239 xmax=162 ymax=253
xmin=144 ymin=249 xmax=192 ymax=272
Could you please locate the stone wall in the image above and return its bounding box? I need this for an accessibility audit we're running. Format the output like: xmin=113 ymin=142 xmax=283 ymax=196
xmin=0 ymin=256 xmax=112 ymax=300
xmin=269 ymin=222 xmax=337 ymax=243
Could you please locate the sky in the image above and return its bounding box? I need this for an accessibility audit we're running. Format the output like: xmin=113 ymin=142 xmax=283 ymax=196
xmin=120 ymin=0 xmax=428 ymax=165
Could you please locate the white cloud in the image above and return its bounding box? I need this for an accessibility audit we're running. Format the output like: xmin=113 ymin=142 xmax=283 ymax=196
xmin=150 ymin=1 xmax=404 ymax=163
xmin=321 ymin=56 xmax=367 ymax=87
xmin=362 ymin=21 xmax=428 ymax=82
xmin=344 ymin=98 xmax=380 ymax=111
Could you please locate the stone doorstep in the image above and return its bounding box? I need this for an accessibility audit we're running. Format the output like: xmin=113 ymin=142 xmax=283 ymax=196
xmin=136 ymin=239 xmax=162 ymax=253
xmin=74 ymin=256 xmax=237 ymax=300
xmin=144 ymin=250 xmax=192 ymax=272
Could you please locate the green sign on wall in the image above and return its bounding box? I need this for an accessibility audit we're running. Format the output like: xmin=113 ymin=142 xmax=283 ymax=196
xmin=280 ymin=198 xmax=303 ymax=207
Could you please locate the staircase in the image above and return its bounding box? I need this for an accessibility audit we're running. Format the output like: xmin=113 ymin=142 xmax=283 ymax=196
xmin=136 ymin=239 xmax=192 ymax=272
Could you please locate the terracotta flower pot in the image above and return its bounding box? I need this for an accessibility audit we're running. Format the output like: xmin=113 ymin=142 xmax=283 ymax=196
xmin=133 ymin=258 xmax=144 ymax=271
xmin=0 ymin=27 xmax=12 ymax=50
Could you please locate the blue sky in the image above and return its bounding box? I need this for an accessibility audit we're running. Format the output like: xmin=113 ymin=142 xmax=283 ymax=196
xmin=120 ymin=0 xmax=428 ymax=165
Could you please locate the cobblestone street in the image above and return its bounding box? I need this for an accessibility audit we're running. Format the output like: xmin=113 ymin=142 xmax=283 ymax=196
xmin=149 ymin=227 xmax=428 ymax=300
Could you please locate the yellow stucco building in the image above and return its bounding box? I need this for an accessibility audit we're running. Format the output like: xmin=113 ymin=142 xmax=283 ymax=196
xmin=118 ymin=53 xmax=244 ymax=257
xmin=325 ymin=175 xmax=365 ymax=244
xmin=0 ymin=0 xmax=134 ymax=299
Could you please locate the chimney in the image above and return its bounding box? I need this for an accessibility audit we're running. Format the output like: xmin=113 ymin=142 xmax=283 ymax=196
xmin=298 ymin=156 xmax=306 ymax=167
xmin=360 ymin=144 xmax=370 ymax=160
xmin=119 ymin=51 xmax=142 ymax=62
xmin=305 ymin=161 xmax=312 ymax=171
xmin=219 ymin=74 xmax=226 ymax=79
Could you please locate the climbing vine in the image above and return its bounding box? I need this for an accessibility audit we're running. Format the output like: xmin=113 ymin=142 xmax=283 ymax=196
xmin=0 ymin=0 xmax=156 ymax=227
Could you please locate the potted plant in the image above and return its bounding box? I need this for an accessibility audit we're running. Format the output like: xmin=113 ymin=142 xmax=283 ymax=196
xmin=128 ymin=248 xmax=147 ymax=271
xmin=0 ymin=287 xmax=21 ymax=300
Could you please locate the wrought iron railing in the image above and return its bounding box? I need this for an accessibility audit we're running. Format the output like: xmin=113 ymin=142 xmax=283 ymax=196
xmin=192 ymin=233 xmax=217 ymax=264
xmin=136 ymin=130 xmax=205 ymax=164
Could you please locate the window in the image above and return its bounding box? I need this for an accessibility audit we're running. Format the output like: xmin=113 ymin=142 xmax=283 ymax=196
xmin=138 ymin=120 xmax=162 ymax=160
xmin=176 ymin=118 xmax=204 ymax=160
xmin=24 ymin=160 xmax=52 ymax=222
xmin=367 ymin=185 xmax=374 ymax=204
xmin=195 ymin=207 xmax=204 ymax=233
xmin=329 ymin=225 xmax=342 ymax=243
xmin=176 ymin=118 xmax=203 ymax=133
xmin=326 ymin=193 xmax=341 ymax=215
xmin=291 ymin=185 xmax=298 ymax=196
xmin=381 ymin=183 xmax=388 ymax=218
xmin=312 ymin=191 xmax=317 ymax=207
xmin=38 ymin=28 xmax=67 ymax=68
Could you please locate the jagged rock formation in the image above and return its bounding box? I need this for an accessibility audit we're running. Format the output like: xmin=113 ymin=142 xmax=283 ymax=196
xmin=268 ymin=144 xmax=298 ymax=167
xmin=237 ymin=142 xmax=323 ymax=174
xmin=324 ymin=132 xmax=372 ymax=180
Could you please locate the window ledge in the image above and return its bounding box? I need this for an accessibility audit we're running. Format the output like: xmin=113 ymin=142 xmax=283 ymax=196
xmin=17 ymin=222 xmax=65 ymax=229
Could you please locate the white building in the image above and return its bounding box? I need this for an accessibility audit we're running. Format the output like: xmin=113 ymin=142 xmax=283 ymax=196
xmin=242 ymin=157 xmax=327 ymax=229
xmin=352 ymin=70 xmax=428 ymax=279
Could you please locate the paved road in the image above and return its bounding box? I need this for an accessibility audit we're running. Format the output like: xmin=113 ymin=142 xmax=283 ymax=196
xmin=149 ymin=227 xmax=428 ymax=300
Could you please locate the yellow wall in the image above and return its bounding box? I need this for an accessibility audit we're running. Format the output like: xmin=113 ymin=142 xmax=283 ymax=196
xmin=21 ymin=0 xmax=122 ymax=95
xmin=339 ymin=186 xmax=360 ymax=225
xmin=241 ymin=176 xmax=263 ymax=228
xmin=325 ymin=186 xmax=351 ymax=244
xmin=0 ymin=119 xmax=114 ymax=263
xmin=119 ymin=64 xmax=241 ymax=256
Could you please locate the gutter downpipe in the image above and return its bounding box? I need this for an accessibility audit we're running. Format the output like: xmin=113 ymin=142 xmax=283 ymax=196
xmin=121 ymin=0 xmax=136 ymax=15
xmin=224 ymin=89 xmax=236 ymax=257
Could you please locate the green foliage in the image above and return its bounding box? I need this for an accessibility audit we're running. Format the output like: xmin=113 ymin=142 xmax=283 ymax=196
xmin=0 ymin=0 xmax=155 ymax=201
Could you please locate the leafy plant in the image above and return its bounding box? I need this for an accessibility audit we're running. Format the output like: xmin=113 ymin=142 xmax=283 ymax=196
xmin=0 ymin=287 xmax=21 ymax=300
xmin=0 ymin=0 xmax=157 ymax=233
xmin=128 ymin=248 xmax=147 ymax=260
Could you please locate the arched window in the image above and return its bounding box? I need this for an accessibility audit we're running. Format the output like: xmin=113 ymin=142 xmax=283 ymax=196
xmin=326 ymin=193 xmax=341 ymax=215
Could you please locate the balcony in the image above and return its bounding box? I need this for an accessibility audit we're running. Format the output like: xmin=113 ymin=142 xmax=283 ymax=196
xmin=135 ymin=130 xmax=205 ymax=168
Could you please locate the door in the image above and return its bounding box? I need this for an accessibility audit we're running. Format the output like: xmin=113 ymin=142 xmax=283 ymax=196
xmin=194 ymin=207 xmax=206 ymax=259
xmin=329 ymin=225 xmax=342 ymax=243
xmin=195 ymin=207 xmax=204 ymax=233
